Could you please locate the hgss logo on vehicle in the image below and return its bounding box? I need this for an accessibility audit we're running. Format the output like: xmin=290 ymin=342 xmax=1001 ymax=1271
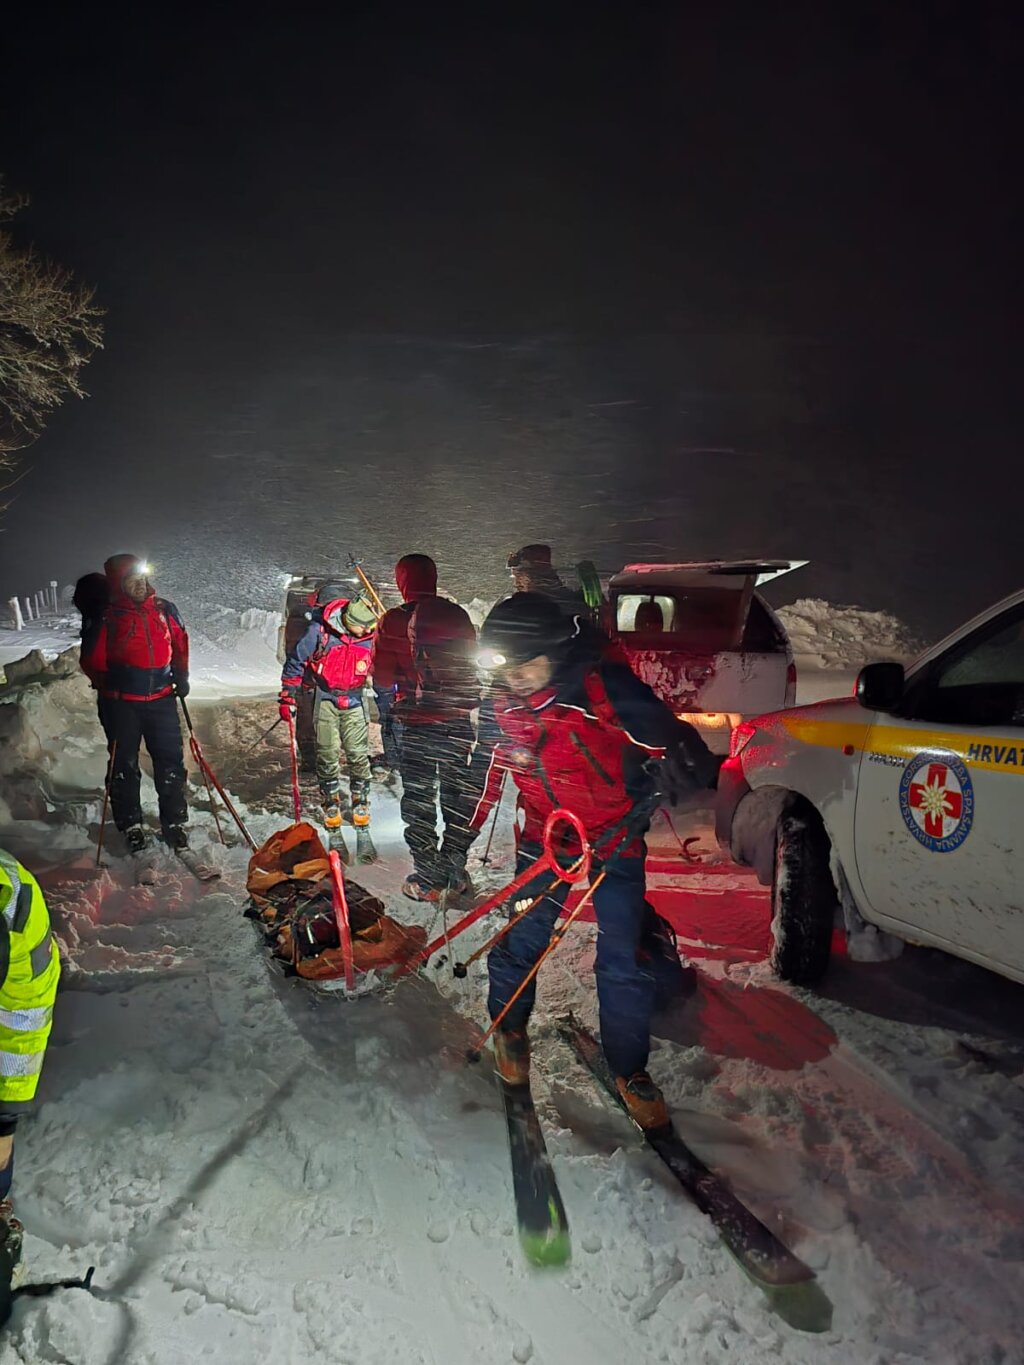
xmin=899 ymin=751 xmax=974 ymax=853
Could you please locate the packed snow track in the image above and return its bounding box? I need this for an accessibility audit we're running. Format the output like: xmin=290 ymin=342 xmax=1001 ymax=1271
xmin=0 ymin=658 xmax=1022 ymax=1364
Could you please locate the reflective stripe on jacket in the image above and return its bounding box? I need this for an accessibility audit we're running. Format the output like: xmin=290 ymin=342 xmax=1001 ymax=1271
xmin=0 ymin=850 xmax=60 ymax=1109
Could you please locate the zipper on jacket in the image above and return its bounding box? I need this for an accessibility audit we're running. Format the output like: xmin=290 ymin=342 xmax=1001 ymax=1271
xmin=568 ymin=729 xmax=615 ymax=786
xmin=532 ymin=724 xmax=561 ymax=808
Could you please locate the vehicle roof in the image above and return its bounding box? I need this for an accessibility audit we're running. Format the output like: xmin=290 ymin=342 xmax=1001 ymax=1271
xmin=907 ymin=586 xmax=1024 ymax=678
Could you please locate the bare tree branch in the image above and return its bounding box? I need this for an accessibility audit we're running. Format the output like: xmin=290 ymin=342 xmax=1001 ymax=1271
xmin=0 ymin=174 xmax=105 ymax=481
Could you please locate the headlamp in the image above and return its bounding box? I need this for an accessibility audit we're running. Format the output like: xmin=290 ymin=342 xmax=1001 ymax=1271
xmin=135 ymin=561 xmax=152 ymax=576
xmin=478 ymin=649 xmax=507 ymax=670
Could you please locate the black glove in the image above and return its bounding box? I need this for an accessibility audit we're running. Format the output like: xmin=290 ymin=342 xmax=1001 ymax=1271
xmin=173 ymin=672 xmax=190 ymax=700
xmin=662 ymin=725 xmax=719 ymax=804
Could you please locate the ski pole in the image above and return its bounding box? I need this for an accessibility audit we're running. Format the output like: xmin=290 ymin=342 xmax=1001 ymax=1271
xmin=479 ymin=767 xmax=508 ymax=866
xmin=178 ymin=698 xmax=225 ymax=845
xmin=467 ymin=870 xmax=607 ymax=1063
xmin=452 ymin=877 xmax=560 ymax=977
xmin=96 ymin=739 xmax=117 ymax=868
xmin=284 ymin=709 xmax=302 ymax=823
xmin=328 ymin=849 xmax=355 ymax=990
xmin=179 ymin=699 xmax=257 ymax=851
xmin=347 ymin=556 xmax=386 ymax=618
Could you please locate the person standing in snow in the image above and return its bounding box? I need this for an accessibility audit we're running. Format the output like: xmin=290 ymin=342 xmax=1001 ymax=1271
xmin=0 ymin=849 xmax=61 ymax=1274
xmin=507 ymin=544 xmax=586 ymax=617
xmin=372 ymin=554 xmax=479 ymax=900
xmin=279 ymin=589 xmax=377 ymax=833
xmin=80 ymin=555 xmax=191 ymax=854
xmin=468 ymin=593 xmax=717 ymax=1129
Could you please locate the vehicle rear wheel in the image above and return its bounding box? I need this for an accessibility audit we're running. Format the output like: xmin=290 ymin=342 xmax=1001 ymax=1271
xmin=769 ymin=806 xmax=837 ymax=985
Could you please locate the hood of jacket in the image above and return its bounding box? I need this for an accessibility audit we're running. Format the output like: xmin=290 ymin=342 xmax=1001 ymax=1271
xmin=395 ymin=554 xmax=438 ymax=603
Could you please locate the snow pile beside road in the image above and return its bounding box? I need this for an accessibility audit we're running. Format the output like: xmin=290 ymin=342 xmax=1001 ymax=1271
xmin=778 ymin=599 xmax=923 ymax=705
xmin=181 ymin=602 xmax=282 ymax=697
xmin=778 ymin=598 xmax=922 ymax=673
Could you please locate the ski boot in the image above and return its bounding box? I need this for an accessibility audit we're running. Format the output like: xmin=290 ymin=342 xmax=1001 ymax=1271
xmin=164 ymin=824 xmax=189 ymax=852
xmin=402 ymin=871 xmax=439 ymax=902
xmin=615 ymin=1072 xmax=669 ymax=1131
xmin=349 ymin=781 xmax=378 ymax=863
xmin=350 ymin=779 xmax=370 ymax=829
xmin=124 ymin=825 xmax=148 ymax=855
xmin=493 ymin=1028 xmax=531 ymax=1087
xmin=320 ymin=787 xmax=343 ymax=832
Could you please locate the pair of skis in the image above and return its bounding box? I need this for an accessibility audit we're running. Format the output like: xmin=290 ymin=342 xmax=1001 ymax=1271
xmin=498 ymin=1016 xmax=833 ymax=1334
xmin=329 ymin=826 xmax=377 ymax=866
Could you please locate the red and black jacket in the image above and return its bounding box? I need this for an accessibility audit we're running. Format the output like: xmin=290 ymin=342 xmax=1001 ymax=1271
xmin=81 ymin=582 xmax=189 ymax=703
xmin=372 ymin=556 xmax=478 ymax=725
xmin=471 ymin=642 xmax=701 ymax=857
xmin=281 ymin=599 xmax=374 ymax=711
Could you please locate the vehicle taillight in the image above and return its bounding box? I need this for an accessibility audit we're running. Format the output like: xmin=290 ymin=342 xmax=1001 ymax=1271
xmin=785 ymin=661 xmax=797 ymax=706
xmin=729 ymin=721 xmax=756 ymax=760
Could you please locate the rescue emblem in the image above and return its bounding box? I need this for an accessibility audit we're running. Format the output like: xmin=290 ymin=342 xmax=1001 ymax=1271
xmin=356 ymin=659 xmax=368 ymax=673
xmin=899 ymin=751 xmax=974 ymax=853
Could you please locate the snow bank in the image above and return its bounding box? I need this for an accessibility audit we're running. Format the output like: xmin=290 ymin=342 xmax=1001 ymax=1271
xmin=777 ymin=599 xmax=923 ymax=705
xmin=0 ymin=602 xmax=282 ymax=701
xmin=179 ymin=602 xmax=282 ymax=697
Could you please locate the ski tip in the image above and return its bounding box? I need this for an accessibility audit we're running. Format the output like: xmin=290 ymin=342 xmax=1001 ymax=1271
xmin=519 ymin=1227 xmax=571 ymax=1269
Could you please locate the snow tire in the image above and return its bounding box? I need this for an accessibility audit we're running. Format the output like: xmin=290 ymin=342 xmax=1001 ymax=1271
xmin=769 ymin=806 xmax=837 ymax=986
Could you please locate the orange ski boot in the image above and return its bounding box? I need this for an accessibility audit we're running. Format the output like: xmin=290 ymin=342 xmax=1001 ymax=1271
xmin=615 ymin=1072 xmax=670 ymax=1130
xmin=493 ymin=1028 xmax=531 ymax=1087
xmin=321 ymin=789 xmax=343 ymax=831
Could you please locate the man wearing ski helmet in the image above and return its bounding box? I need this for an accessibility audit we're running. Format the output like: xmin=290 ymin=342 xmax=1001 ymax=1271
xmin=80 ymin=555 xmax=191 ymax=854
xmin=372 ymin=554 xmax=479 ymax=900
xmin=280 ymin=586 xmax=377 ymax=842
xmin=469 ymin=593 xmax=717 ymax=1129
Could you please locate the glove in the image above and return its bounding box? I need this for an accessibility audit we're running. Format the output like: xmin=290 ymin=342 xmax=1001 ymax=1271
xmin=278 ymin=690 xmax=297 ymax=722
xmin=662 ymin=726 xmax=719 ymax=804
xmin=173 ymin=674 xmax=190 ymax=699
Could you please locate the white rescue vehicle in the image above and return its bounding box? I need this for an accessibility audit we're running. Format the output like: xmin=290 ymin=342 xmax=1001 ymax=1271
xmin=717 ymin=588 xmax=1024 ymax=985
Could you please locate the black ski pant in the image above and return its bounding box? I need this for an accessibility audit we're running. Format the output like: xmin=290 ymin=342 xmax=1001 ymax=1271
xmin=101 ymin=695 xmax=188 ymax=833
xmin=399 ymin=718 xmax=475 ymax=882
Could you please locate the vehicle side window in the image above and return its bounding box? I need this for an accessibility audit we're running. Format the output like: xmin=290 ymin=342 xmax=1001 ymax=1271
xmin=742 ymin=597 xmax=786 ymax=653
xmin=903 ymin=604 xmax=1024 ymax=728
xmin=615 ymin=595 xmax=675 ymax=632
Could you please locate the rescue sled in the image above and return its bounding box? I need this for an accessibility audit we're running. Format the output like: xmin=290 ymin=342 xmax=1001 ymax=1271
xmin=244 ymin=822 xmax=426 ymax=991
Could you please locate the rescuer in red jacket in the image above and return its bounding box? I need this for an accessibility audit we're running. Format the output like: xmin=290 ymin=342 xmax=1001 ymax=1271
xmin=372 ymin=554 xmax=480 ymax=901
xmin=80 ymin=554 xmax=190 ymax=854
xmin=470 ymin=593 xmax=717 ymax=1129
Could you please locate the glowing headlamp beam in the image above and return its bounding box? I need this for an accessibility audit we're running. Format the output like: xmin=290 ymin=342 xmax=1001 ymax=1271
xmin=478 ymin=650 xmax=507 ymax=670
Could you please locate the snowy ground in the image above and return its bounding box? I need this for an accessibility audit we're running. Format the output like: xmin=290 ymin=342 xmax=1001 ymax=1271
xmin=1 ymin=614 xmax=1022 ymax=1364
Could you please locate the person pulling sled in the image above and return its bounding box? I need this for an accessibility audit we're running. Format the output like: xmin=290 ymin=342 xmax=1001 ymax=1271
xmin=470 ymin=593 xmax=718 ymax=1129
xmin=279 ymin=589 xmax=378 ymax=857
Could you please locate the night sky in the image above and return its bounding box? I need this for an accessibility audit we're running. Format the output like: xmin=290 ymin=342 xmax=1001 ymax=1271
xmin=2 ymin=3 xmax=1020 ymax=638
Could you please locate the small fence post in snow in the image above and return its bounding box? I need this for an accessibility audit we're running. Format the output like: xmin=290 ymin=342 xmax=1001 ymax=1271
xmin=23 ymin=597 xmax=34 ymax=622
xmin=8 ymin=597 xmax=24 ymax=631
xmin=50 ymin=580 xmax=58 ymax=612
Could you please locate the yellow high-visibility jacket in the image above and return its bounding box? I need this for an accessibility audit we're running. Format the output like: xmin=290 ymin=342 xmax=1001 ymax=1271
xmin=0 ymin=850 xmax=60 ymax=1111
